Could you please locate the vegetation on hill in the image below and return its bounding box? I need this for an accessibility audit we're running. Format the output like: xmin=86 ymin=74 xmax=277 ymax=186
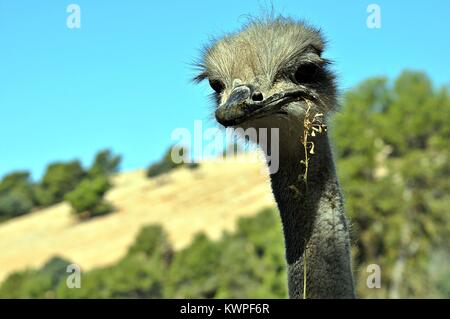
xmin=38 ymin=161 xmax=85 ymax=206
xmin=64 ymin=176 xmax=113 ymax=219
xmin=0 ymin=209 xmax=286 ymax=298
xmin=0 ymin=172 xmax=35 ymax=221
xmin=65 ymin=150 xmax=121 ymax=219
xmin=331 ymin=71 xmax=449 ymax=298
xmin=1 ymin=206 xmax=447 ymax=298
xmin=0 ymin=149 xmax=121 ymax=222
xmin=88 ymin=150 xmax=122 ymax=178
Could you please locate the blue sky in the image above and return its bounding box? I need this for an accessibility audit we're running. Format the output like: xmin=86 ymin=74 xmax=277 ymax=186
xmin=0 ymin=0 xmax=449 ymax=180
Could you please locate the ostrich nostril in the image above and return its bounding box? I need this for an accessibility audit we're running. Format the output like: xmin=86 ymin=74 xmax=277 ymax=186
xmin=251 ymin=91 xmax=264 ymax=101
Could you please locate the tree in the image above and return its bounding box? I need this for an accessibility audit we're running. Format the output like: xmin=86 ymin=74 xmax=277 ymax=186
xmin=0 ymin=171 xmax=34 ymax=198
xmin=0 ymin=171 xmax=35 ymax=220
xmin=166 ymin=208 xmax=287 ymax=299
xmin=0 ymin=192 xmax=33 ymax=221
xmin=39 ymin=161 xmax=85 ymax=205
xmin=88 ymin=149 xmax=122 ymax=178
xmin=127 ymin=225 xmax=173 ymax=263
xmin=332 ymin=71 xmax=450 ymax=298
xmin=64 ymin=176 xmax=112 ymax=219
xmin=166 ymin=233 xmax=221 ymax=298
xmin=0 ymin=256 xmax=72 ymax=298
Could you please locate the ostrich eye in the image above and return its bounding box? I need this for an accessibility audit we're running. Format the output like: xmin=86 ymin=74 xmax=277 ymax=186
xmin=209 ymin=79 xmax=225 ymax=93
xmin=293 ymin=63 xmax=321 ymax=84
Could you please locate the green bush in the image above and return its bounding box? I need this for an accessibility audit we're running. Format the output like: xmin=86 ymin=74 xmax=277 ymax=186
xmin=0 ymin=171 xmax=36 ymax=221
xmin=0 ymin=209 xmax=287 ymax=299
xmin=231 ymin=209 xmax=287 ymax=298
xmin=39 ymin=161 xmax=85 ymax=206
xmin=57 ymin=254 xmax=166 ymax=299
xmin=127 ymin=225 xmax=173 ymax=262
xmin=57 ymin=226 xmax=173 ymax=298
xmin=0 ymin=270 xmax=40 ymax=298
xmin=88 ymin=149 xmax=122 ymax=178
xmin=64 ymin=176 xmax=112 ymax=218
xmin=332 ymin=71 xmax=450 ymax=297
xmin=0 ymin=171 xmax=34 ymax=198
xmin=0 ymin=256 xmax=72 ymax=298
xmin=0 ymin=191 xmax=33 ymax=220
xmin=166 ymin=208 xmax=287 ymax=299
xmin=167 ymin=233 xmax=222 ymax=298
xmin=32 ymin=184 xmax=54 ymax=208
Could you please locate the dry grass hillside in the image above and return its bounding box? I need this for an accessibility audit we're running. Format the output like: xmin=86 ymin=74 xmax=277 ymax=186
xmin=0 ymin=153 xmax=276 ymax=283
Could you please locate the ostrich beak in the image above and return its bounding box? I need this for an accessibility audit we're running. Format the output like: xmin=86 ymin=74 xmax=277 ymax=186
xmin=215 ymin=85 xmax=252 ymax=127
xmin=215 ymin=85 xmax=320 ymax=127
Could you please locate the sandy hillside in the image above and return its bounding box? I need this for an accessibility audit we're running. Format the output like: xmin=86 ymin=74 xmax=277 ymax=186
xmin=0 ymin=153 xmax=276 ymax=283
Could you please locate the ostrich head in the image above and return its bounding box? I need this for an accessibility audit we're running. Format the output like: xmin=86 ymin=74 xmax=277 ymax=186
xmin=195 ymin=17 xmax=337 ymax=141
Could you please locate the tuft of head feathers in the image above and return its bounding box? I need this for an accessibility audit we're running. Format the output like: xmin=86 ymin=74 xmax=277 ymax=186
xmin=195 ymin=17 xmax=325 ymax=84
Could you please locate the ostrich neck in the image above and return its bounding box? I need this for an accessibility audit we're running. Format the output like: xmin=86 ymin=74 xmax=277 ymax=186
xmin=268 ymin=133 xmax=355 ymax=299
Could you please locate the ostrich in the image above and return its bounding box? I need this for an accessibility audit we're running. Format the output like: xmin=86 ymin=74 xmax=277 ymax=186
xmin=194 ymin=17 xmax=355 ymax=299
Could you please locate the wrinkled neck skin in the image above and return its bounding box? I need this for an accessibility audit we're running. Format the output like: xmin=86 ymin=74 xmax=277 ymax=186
xmin=263 ymin=128 xmax=355 ymax=299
